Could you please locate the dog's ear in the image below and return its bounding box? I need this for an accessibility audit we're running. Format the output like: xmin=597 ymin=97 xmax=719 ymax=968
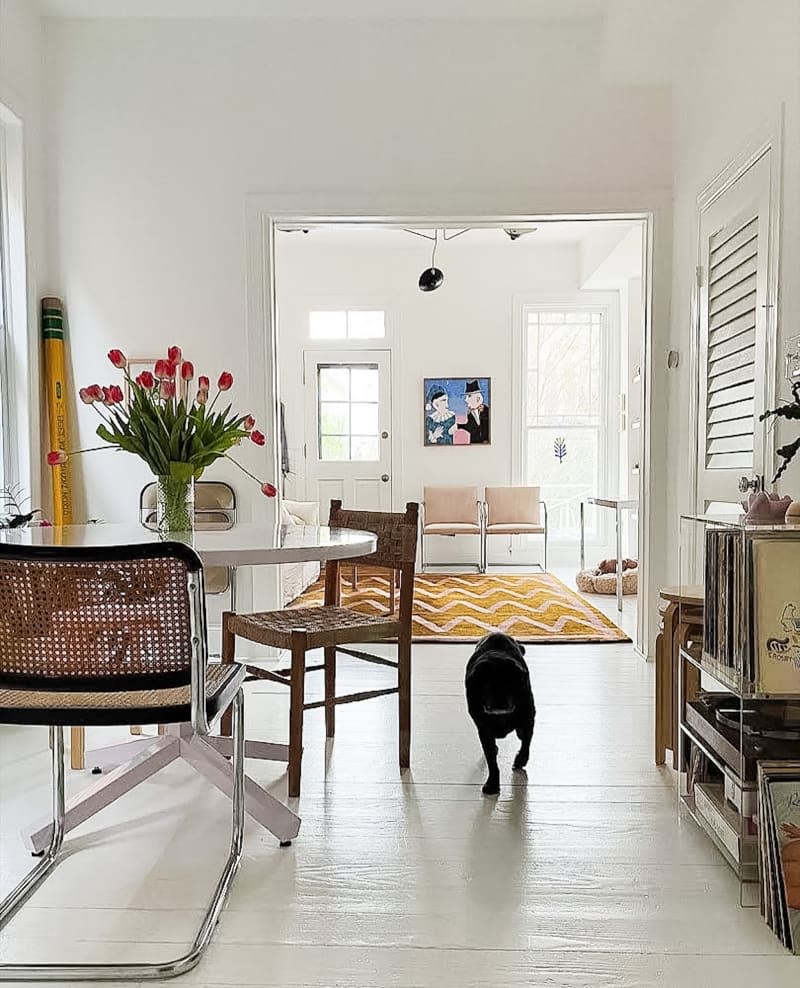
xmin=517 ymin=641 xmax=526 ymax=656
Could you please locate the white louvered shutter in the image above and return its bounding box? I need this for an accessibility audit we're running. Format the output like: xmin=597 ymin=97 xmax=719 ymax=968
xmin=696 ymin=152 xmax=772 ymax=508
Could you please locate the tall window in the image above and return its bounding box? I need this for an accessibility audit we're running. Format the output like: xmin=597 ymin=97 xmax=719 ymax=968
xmin=523 ymin=308 xmax=606 ymax=541
xmin=0 ymin=125 xmax=10 ymax=493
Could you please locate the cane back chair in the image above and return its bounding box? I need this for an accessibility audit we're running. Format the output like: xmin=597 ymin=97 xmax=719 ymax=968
xmin=0 ymin=541 xmax=246 ymax=981
xmin=222 ymin=501 xmax=418 ymax=797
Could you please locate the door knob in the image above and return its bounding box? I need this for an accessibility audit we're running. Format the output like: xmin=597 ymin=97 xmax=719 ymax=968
xmin=381 ymin=431 xmax=389 ymax=439
xmin=738 ymin=475 xmax=761 ymax=494
xmin=381 ymin=474 xmax=390 ymax=483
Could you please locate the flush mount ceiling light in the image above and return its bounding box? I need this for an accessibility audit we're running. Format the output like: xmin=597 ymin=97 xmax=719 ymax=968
xmin=503 ymin=227 xmax=538 ymax=241
xmin=406 ymin=228 xmax=471 ymax=293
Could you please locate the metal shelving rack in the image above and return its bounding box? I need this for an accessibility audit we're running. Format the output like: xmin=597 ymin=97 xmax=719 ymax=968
xmin=677 ymin=513 xmax=800 ymax=906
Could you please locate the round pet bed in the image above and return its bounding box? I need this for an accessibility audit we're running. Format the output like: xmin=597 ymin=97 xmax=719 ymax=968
xmin=576 ymin=567 xmax=638 ymax=596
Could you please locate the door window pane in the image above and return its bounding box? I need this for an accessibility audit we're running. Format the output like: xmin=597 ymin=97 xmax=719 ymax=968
xmin=318 ymin=366 xmax=350 ymax=401
xmin=319 ymin=402 xmax=349 ymax=435
xmin=351 ymin=402 xmax=378 ymax=435
xmin=317 ymin=363 xmax=381 ymax=462
xmin=351 ymin=366 xmax=379 ymax=402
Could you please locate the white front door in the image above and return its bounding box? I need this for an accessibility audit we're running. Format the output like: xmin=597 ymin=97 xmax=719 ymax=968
xmin=303 ymin=349 xmax=393 ymax=511
xmin=695 ymin=151 xmax=776 ymax=509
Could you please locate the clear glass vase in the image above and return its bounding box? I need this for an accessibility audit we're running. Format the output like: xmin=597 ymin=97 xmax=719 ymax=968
xmin=156 ymin=475 xmax=195 ymax=538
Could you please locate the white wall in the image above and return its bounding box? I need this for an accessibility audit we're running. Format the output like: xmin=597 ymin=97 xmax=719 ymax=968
xmin=0 ymin=0 xmax=46 ymax=502
xmin=41 ymin=14 xmax=672 ymax=644
xmin=665 ymin=0 xmax=800 ymax=580
xmin=276 ymin=234 xmax=628 ymax=564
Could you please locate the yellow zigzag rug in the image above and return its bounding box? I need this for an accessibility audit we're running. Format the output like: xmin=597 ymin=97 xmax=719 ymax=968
xmin=291 ymin=570 xmax=630 ymax=644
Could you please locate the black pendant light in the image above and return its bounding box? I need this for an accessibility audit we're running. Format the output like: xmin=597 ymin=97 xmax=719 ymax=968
xmin=418 ymin=230 xmax=444 ymax=292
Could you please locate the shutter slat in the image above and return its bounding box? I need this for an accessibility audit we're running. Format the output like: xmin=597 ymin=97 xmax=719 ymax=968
xmin=707 ymin=434 xmax=755 ymax=456
xmin=709 ymin=215 xmax=758 ymax=257
xmin=707 ymin=451 xmax=755 ymax=470
xmin=709 ymin=274 xmax=758 ymax=317
xmin=708 ymin=344 xmax=757 ymax=380
xmin=707 ymin=380 xmax=755 ymax=410
xmin=707 ymin=397 xmax=755 ymax=426
xmin=708 ymin=259 xmax=757 ymax=305
xmin=708 ymin=326 xmax=756 ymax=361
xmin=709 ymin=237 xmax=758 ymax=282
xmin=708 ymin=291 xmax=758 ymax=332
xmin=708 ymin=363 xmax=755 ymax=393
xmin=708 ymin=418 xmax=756 ymax=440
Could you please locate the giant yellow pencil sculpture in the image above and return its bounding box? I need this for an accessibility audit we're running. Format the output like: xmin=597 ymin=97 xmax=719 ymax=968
xmin=41 ymin=297 xmax=73 ymax=525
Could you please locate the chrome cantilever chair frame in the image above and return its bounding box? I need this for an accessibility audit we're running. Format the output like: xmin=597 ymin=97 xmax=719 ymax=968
xmin=0 ymin=542 xmax=246 ymax=982
xmin=481 ymin=496 xmax=549 ymax=572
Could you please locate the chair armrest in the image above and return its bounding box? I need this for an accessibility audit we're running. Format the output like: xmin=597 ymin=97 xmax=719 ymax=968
xmin=540 ymin=501 xmax=548 ymax=526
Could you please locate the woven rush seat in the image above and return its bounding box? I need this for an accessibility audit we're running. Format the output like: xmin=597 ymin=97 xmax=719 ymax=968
xmin=0 ymin=663 xmax=241 ymax=727
xmin=228 ymin=607 xmax=399 ymax=650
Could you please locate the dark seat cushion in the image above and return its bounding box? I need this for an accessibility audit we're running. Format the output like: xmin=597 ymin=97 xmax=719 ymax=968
xmin=0 ymin=663 xmax=245 ymax=727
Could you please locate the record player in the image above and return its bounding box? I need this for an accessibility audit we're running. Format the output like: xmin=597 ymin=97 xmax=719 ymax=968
xmin=685 ymin=693 xmax=800 ymax=782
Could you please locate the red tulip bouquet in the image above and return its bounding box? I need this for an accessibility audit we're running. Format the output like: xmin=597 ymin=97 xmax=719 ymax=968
xmin=47 ymin=345 xmax=276 ymax=535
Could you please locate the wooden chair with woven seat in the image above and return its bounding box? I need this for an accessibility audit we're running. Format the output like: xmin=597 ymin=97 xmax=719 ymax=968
xmin=0 ymin=541 xmax=247 ymax=981
xmin=222 ymin=500 xmax=419 ymax=797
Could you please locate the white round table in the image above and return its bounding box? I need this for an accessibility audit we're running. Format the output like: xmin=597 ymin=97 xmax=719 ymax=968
xmin=0 ymin=522 xmax=378 ymax=567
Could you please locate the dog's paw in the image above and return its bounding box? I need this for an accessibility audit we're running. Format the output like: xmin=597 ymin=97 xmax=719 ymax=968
xmin=513 ymin=755 xmax=529 ymax=772
xmin=482 ymin=779 xmax=500 ymax=796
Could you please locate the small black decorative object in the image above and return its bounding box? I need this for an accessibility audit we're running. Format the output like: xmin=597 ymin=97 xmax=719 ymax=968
xmin=419 ymin=230 xmax=444 ymax=292
xmin=760 ymin=380 xmax=800 ymax=482
xmin=553 ymin=436 xmax=567 ymax=463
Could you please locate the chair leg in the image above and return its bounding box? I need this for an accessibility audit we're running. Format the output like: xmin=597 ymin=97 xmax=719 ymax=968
xmin=324 ymin=645 xmax=336 ymax=739
xmin=70 ymin=726 xmax=85 ymax=770
xmin=288 ymin=630 xmax=307 ymax=798
xmin=0 ymin=727 xmax=65 ymax=929
xmin=220 ymin=612 xmax=235 ymax=738
xmin=398 ymin=634 xmax=411 ymax=770
xmin=388 ymin=569 xmax=396 ymax=615
xmin=0 ymin=701 xmax=246 ymax=981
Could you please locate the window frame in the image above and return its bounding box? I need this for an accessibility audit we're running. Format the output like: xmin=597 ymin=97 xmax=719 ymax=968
xmin=316 ymin=361 xmax=381 ymax=462
xmin=0 ymin=115 xmax=16 ymax=492
xmin=512 ymin=294 xmax=620 ymax=548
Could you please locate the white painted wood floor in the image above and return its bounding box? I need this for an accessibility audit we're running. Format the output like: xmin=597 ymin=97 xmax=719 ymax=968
xmin=1 ymin=587 xmax=796 ymax=986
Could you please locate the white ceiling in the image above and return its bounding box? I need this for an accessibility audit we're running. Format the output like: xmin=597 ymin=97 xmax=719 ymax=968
xmin=275 ymin=221 xmax=639 ymax=250
xmin=38 ymin=0 xmax=604 ymax=18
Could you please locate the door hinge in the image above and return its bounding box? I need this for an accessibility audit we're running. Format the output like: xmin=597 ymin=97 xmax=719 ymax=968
xmin=303 ymin=443 xmax=307 ymax=460
xmin=696 ymin=265 xmax=704 ymax=288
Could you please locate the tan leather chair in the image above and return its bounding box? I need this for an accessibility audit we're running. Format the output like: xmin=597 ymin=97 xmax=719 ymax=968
xmin=483 ymin=486 xmax=548 ymax=571
xmin=421 ymin=485 xmax=483 ymax=572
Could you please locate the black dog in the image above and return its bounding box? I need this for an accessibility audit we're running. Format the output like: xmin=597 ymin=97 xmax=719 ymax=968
xmin=465 ymin=633 xmax=535 ymax=795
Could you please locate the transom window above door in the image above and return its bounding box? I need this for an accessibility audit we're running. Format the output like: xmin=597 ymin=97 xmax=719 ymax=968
xmin=317 ymin=363 xmax=380 ymax=461
xmin=309 ymin=310 xmax=385 ymax=340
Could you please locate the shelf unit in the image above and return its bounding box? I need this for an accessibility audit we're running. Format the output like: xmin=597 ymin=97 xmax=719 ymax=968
xmin=678 ymin=513 xmax=800 ymax=906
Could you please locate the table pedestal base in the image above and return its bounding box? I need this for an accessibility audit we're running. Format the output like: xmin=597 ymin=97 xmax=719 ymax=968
xmin=24 ymin=726 xmax=300 ymax=854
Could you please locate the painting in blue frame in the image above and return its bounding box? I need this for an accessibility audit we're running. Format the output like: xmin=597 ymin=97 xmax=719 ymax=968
xmin=423 ymin=377 xmax=491 ymax=446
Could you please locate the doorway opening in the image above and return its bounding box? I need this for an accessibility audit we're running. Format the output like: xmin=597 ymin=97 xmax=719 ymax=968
xmin=272 ymin=216 xmax=651 ymax=655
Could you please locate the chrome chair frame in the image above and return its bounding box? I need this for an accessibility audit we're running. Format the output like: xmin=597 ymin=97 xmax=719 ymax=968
xmin=0 ymin=544 xmax=246 ymax=981
xmin=480 ymin=499 xmax=549 ymax=572
xmin=419 ymin=498 xmax=485 ymax=573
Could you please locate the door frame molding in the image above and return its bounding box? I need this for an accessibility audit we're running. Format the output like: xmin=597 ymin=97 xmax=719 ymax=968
xmin=688 ymin=120 xmax=783 ymax=511
xmin=247 ymin=200 xmax=657 ymax=657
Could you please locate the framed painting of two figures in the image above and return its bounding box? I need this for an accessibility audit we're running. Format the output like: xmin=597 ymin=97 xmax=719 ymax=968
xmin=423 ymin=377 xmax=491 ymax=447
